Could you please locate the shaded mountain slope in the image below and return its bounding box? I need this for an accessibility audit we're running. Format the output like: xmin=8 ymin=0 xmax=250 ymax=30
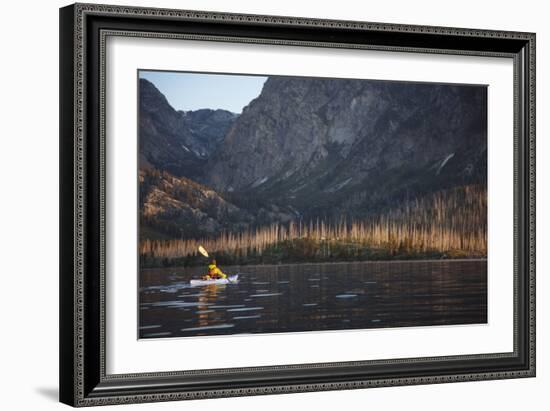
xmin=139 ymin=75 xmax=487 ymax=239
xmin=139 ymin=78 xmax=237 ymax=178
xmin=206 ymin=76 xmax=487 ymax=219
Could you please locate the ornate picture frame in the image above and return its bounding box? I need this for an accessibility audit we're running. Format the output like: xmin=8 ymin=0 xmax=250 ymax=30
xmin=59 ymin=3 xmax=535 ymax=406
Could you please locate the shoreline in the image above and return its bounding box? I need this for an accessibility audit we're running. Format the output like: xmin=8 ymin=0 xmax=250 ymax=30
xmin=142 ymin=257 xmax=488 ymax=272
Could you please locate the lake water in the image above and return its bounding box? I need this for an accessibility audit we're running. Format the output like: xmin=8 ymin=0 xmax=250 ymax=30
xmin=139 ymin=260 xmax=487 ymax=338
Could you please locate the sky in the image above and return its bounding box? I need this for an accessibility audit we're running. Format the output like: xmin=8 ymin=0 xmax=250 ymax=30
xmin=139 ymin=70 xmax=268 ymax=114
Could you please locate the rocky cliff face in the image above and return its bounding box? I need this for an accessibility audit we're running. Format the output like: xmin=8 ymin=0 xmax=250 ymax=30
xmin=140 ymin=75 xmax=487 ymax=237
xmin=205 ymin=76 xmax=486 ymax=219
xmin=139 ymin=78 xmax=237 ymax=178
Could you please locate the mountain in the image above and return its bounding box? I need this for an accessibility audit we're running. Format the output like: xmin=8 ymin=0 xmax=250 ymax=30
xmin=139 ymin=75 xmax=487 ymax=239
xmin=139 ymin=78 xmax=238 ymax=178
xmin=139 ymin=168 xmax=252 ymax=240
xmin=205 ymin=76 xmax=487 ymax=219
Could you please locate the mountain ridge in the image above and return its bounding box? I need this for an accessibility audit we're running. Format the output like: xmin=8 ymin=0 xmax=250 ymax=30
xmin=139 ymin=78 xmax=238 ymax=178
xmin=205 ymin=76 xmax=487 ymax=219
xmin=139 ymin=75 xmax=487 ymax=239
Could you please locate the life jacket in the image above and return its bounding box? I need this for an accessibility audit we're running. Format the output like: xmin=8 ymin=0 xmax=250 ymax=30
xmin=208 ymin=264 xmax=224 ymax=278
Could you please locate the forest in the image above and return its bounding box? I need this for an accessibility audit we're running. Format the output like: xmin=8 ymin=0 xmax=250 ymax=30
xmin=140 ymin=184 xmax=487 ymax=267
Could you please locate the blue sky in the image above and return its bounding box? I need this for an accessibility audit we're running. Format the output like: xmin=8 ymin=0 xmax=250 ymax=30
xmin=139 ymin=70 xmax=268 ymax=114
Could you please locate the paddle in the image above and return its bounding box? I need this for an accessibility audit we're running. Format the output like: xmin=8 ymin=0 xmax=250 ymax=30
xmin=198 ymin=245 xmax=209 ymax=258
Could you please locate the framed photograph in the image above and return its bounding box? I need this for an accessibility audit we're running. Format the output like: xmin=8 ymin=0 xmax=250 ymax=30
xmin=59 ymin=3 xmax=536 ymax=407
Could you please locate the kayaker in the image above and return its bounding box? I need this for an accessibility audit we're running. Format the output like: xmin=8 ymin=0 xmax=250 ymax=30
xmin=203 ymin=259 xmax=227 ymax=280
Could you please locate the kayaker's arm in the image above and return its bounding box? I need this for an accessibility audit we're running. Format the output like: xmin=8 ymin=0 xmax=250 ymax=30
xmin=217 ymin=268 xmax=227 ymax=279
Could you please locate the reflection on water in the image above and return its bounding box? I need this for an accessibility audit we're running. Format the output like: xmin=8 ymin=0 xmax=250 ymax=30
xmin=139 ymin=260 xmax=487 ymax=338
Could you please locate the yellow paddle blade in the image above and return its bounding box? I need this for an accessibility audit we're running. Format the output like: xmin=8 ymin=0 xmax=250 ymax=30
xmin=198 ymin=245 xmax=209 ymax=258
